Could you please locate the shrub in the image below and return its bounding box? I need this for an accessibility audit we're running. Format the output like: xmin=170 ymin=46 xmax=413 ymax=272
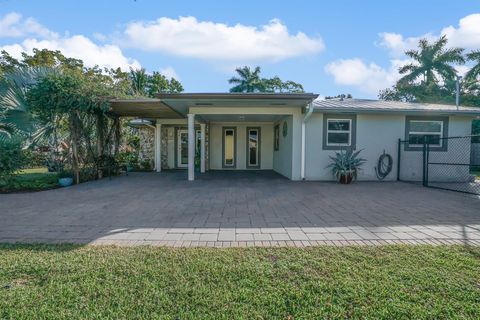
xmin=0 ymin=139 xmax=26 ymax=181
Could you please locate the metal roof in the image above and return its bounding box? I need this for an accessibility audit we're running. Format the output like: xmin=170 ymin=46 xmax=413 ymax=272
xmin=313 ymin=99 xmax=480 ymax=115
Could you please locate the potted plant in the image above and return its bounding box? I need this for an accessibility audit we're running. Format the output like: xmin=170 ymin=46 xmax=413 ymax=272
xmin=326 ymin=149 xmax=366 ymax=184
xmin=57 ymin=170 xmax=74 ymax=187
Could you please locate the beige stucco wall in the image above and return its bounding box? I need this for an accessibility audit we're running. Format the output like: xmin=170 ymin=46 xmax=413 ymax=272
xmin=305 ymin=113 xmax=475 ymax=181
xmin=209 ymin=122 xmax=274 ymax=170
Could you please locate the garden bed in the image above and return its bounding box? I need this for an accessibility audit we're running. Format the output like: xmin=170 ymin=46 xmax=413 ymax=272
xmin=1 ymin=244 xmax=479 ymax=319
xmin=0 ymin=168 xmax=59 ymax=193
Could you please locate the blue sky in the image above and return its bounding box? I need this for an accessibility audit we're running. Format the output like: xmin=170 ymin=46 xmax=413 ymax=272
xmin=0 ymin=0 xmax=479 ymax=98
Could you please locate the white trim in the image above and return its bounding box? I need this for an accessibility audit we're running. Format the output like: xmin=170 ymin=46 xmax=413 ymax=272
xmin=326 ymin=118 xmax=352 ymax=147
xmin=200 ymin=124 xmax=206 ymax=173
xmin=301 ymin=102 xmax=313 ymax=180
xmin=247 ymin=128 xmax=259 ymax=166
xmin=155 ymin=123 xmax=162 ymax=172
xmin=187 ymin=114 xmax=195 ymax=181
xmin=177 ymin=129 xmax=188 ymax=168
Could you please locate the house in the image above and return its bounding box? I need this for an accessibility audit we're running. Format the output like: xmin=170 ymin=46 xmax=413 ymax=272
xmin=110 ymin=93 xmax=480 ymax=182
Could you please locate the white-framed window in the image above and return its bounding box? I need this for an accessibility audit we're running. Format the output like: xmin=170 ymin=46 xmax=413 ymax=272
xmin=326 ymin=119 xmax=352 ymax=147
xmin=408 ymin=120 xmax=443 ymax=147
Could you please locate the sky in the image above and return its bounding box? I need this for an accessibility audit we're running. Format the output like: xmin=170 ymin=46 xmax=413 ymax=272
xmin=0 ymin=0 xmax=479 ymax=98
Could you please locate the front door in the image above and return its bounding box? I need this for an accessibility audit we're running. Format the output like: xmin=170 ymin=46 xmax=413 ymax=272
xmin=177 ymin=129 xmax=188 ymax=168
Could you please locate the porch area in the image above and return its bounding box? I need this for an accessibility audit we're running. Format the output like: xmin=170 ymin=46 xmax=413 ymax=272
xmin=1 ymin=171 xmax=479 ymax=247
xmin=110 ymin=93 xmax=316 ymax=180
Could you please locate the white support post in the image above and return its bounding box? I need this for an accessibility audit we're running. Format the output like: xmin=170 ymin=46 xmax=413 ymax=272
xmin=200 ymin=123 xmax=206 ymax=173
xmin=155 ymin=123 xmax=162 ymax=172
xmin=301 ymin=121 xmax=305 ymax=179
xmin=187 ymin=114 xmax=195 ymax=181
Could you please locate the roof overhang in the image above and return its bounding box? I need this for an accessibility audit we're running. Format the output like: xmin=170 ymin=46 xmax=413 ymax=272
xmin=109 ymin=98 xmax=183 ymax=119
xmin=157 ymin=93 xmax=319 ymax=116
xmin=109 ymin=93 xmax=319 ymax=119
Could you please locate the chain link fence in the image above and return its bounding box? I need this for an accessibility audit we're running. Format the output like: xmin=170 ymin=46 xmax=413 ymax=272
xmin=398 ymin=135 xmax=480 ymax=195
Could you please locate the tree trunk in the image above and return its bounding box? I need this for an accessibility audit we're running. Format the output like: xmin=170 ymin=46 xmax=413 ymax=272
xmin=96 ymin=112 xmax=107 ymax=179
xmin=113 ymin=116 xmax=121 ymax=156
xmin=69 ymin=111 xmax=81 ymax=184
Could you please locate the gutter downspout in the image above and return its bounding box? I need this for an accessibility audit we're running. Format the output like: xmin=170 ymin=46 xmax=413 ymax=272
xmin=301 ymin=102 xmax=314 ymax=180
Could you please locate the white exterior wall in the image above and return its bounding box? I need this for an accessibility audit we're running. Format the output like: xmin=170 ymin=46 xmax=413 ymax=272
xmin=209 ymin=122 xmax=274 ymax=170
xmin=273 ymin=116 xmax=293 ymax=179
xmin=305 ymin=113 xmax=475 ymax=181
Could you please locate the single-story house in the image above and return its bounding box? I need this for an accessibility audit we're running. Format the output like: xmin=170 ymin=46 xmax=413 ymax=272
xmin=109 ymin=93 xmax=480 ymax=181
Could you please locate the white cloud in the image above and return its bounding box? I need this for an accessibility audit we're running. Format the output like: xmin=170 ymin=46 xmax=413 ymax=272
xmin=159 ymin=66 xmax=180 ymax=80
xmin=325 ymin=58 xmax=408 ymax=94
xmin=327 ymin=13 xmax=480 ymax=95
xmin=2 ymin=36 xmax=141 ymax=70
xmin=441 ymin=13 xmax=480 ymax=49
xmin=121 ymin=16 xmax=324 ymax=63
xmin=378 ymin=13 xmax=480 ymax=57
xmin=0 ymin=12 xmax=140 ymax=70
xmin=0 ymin=12 xmax=57 ymax=38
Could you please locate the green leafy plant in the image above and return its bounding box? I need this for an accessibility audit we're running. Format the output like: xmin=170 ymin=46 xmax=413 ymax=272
xmin=0 ymin=138 xmax=26 ymax=182
xmin=326 ymin=149 xmax=367 ymax=182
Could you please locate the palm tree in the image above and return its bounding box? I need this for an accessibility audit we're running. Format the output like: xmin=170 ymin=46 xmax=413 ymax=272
xmin=0 ymin=67 xmax=55 ymax=141
xmin=465 ymin=50 xmax=480 ymax=82
xmin=398 ymin=35 xmax=465 ymax=85
xmin=129 ymin=67 xmax=148 ymax=95
xmin=228 ymin=66 xmax=266 ymax=93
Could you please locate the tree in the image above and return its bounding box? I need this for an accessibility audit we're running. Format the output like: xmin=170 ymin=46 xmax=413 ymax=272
xmin=398 ymin=35 xmax=464 ymax=85
xmin=128 ymin=68 xmax=184 ymax=97
xmin=325 ymin=94 xmax=352 ymax=100
xmin=466 ymin=50 xmax=480 ymax=83
xmin=229 ymin=66 xmax=265 ymax=93
xmin=129 ymin=67 xmax=148 ymax=96
xmin=229 ymin=66 xmax=304 ymax=93
xmin=0 ymin=67 xmax=56 ymax=141
xmin=147 ymin=72 xmax=184 ymax=96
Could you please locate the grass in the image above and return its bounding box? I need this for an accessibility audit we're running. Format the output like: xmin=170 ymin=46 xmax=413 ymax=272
xmin=0 ymin=167 xmax=59 ymax=193
xmin=1 ymin=245 xmax=479 ymax=319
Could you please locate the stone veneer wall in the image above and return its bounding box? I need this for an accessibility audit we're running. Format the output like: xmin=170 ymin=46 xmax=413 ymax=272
xmin=161 ymin=127 xmax=169 ymax=169
xmin=139 ymin=125 xmax=210 ymax=170
xmin=139 ymin=127 xmax=154 ymax=167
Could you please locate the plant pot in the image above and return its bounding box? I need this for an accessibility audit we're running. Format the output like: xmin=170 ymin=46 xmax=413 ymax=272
xmin=339 ymin=171 xmax=354 ymax=184
xmin=58 ymin=177 xmax=73 ymax=187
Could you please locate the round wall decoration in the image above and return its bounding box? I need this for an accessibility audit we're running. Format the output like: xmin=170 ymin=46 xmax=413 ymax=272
xmin=282 ymin=121 xmax=288 ymax=137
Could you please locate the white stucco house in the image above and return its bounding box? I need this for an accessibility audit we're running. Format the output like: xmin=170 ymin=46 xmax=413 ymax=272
xmin=110 ymin=93 xmax=480 ymax=182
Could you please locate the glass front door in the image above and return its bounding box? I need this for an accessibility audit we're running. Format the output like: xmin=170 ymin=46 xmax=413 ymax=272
xmin=247 ymin=127 xmax=260 ymax=168
xmin=177 ymin=130 xmax=188 ymax=167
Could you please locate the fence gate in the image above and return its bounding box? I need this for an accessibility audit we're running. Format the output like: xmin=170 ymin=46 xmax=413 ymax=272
xmin=398 ymin=135 xmax=480 ymax=195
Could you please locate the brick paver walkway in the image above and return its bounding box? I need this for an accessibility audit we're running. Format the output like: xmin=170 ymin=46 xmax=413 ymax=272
xmin=1 ymin=171 xmax=479 ymax=247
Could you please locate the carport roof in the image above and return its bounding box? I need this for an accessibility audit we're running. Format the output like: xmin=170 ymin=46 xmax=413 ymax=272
xmin=109 ymin=93 xmax=318 ymax=118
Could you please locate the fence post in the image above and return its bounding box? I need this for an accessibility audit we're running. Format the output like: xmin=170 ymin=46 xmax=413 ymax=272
xmin=397 ymin=138 xmax=401 ymax=181
xmin=425 ymin=141 xmax=429 ymax=187
xmin=422 ymin=137 xmax=427 ymax=187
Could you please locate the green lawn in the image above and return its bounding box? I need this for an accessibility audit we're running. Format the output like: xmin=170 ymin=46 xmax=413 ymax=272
xmin=0 ymin=167 xmax=59 ymax=192
xmin=1 ymin=245 xmax=479 ymax=319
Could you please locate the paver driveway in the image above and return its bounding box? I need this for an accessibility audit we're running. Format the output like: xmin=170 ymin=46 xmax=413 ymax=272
xmin=1 ymin=171 xmax=479 ymax=247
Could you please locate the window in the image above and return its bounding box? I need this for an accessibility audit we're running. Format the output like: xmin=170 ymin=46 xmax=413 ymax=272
xmin=246 ymin=127 xmax=260 ymax=168
xmin=223 ymin=127 xmax=236 ymax=168
xmin=323 ymin=114 xmax=357 ymax=150
xmin=408 ymin=121 xmax=443 ymax=146
xmin=405 ymin=116 xmax=448 ymax=151
xmin=274 ymin=125 xmax=280 ymax=151
xmin=327 ymin=119 xmax=352 ymax=146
